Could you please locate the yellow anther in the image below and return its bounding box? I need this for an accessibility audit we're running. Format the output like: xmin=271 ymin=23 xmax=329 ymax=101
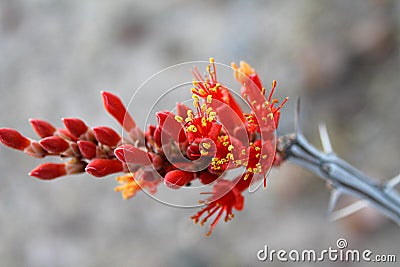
xmin=223 ymin=141 xmax=229 ymax=146
xmin=227 ymin=145 xmax=234 ymax=151
xmin=201 ymin=103 xmax=207 ymax=111
xmin=207 ymin=95 xmax=212 ymax=104
xmin=209 ymin=57 xmax=215 ymax=64
xmin=198 ymin=89 xmax=206 ymax=96
xmin=255 ymin=146 xmax=260 ymax=151
xmin=241 ymin=149 xmax=246 ymax=155
xmin=202 ymin=142 xmax=211 ymax=149
xmin=200 ymin=149 xmax=209 ymax=156
xmin=174 ymin=115 xmax=183 ymax=123
xmin=262 ymin=155 xmax=267 ymax=159
xmin=267 ymin=113 xmax=274 ymax=119
xmin=187 ymin=125 xmax=198 ymax=133
xmin=202 ymin=117 xmax=207 ymax=127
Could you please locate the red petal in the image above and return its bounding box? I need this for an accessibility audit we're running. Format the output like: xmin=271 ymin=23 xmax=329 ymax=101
xmin=0 ymin=128 xmax=31 ymax=151
xmin=62 ymin=118 xmax=88 ymax=137
xmin=157 ymin=111 xmax=186 ymax=143
xmin=176 ymin=103 xmax=190 ymax=120
xmin=85 ymin=158 xmax=123 ymax=177
xmin=29 ymin=162 xmax=67 ymax=180
xmin=93 ymin=126 xmax=121 ymax=147
xmin=101 ymin=91 xmax=136 ymax=131
xmin=39 ymin=136 xmax=69 ymax=154
xmin=29 ymin=119 xmax=56 ymax=138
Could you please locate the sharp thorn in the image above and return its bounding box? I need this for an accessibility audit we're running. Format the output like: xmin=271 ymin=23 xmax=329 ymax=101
xmin=295 ymin=97 xmax=302 ymax=136
xmin=329 ymin=200 xmax=368 ymax=222
xmin=327 ymin=188 xmax=343 ymax=214
xmin=318 ymin=123 xmax=333 ymax=154
xmin=385 ymin=173 xmax=400 ymax=190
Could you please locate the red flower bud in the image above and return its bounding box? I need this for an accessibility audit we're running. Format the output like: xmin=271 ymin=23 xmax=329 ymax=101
xmin=93 ymin=126 xmax=121 ymax=147
xmin=29 ymin=162 xmax=67 ymax=180
xmin=77 ymin=140 xmax=97 ymax=159
xmin=62 ymin=118 xmax=88 ymax=138
xmin=114 ymin=144 xmax=151 ymax=165
xmin=85 ymin=159 xmax=123 ymax=177
xmin=101 ymin=91 xmax=136 ymax=131
xmin=39 ymin=136 xmax=70 ymax=154
xmin=0 ymin=128 xmax=31 ymax=151
xmin=199 ymin=170 xmax=220 ymax=185
xmin=29 ymin=119 xmax=56 ymax=138
xmin=57 ymin=128 xmax=78 ymax=142
xmin=164 ymin=170 xmax=194 ymax=189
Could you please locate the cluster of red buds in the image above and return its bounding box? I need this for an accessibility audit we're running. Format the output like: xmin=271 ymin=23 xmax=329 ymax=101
xmin=0 ymin=58 xmax=288 ymax=236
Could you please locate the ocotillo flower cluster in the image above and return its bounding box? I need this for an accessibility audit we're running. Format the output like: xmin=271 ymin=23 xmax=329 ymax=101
xmin=0 ymin=58 xmax=287 ymax=236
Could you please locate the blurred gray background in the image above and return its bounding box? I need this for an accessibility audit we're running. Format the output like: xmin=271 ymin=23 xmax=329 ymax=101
xmin=1 ymin=0 xmax=399 ymax=266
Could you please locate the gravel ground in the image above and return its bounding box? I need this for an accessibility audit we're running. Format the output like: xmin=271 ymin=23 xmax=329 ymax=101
xmin=1 ymin=0 xmax=399 ymax=266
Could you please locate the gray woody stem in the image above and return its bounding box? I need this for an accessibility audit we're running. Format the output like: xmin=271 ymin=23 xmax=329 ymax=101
xmin=276 ymin=99 xmax=400 ymax=225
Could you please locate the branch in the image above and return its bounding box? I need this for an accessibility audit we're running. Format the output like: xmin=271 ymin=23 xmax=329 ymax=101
xmin=277 ymin=99 xmax=400 ymax=225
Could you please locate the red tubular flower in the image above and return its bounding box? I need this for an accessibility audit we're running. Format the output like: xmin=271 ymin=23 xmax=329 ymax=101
xmin=62 ymin=118 xmax=88 ymax=138
xmin=164 ymin=170 xmax=195 ymax=189
xmin=29 ymin=162 xmax=67 ymax=180
xmin=101 ymin=91 xmax=136 ymax=131
xmin=39 ymin=136 xmax=70 ymax=154
xmin=29 ymin=119 xmax=56 ymax=138
xmin=93 ymin=126 xmax=121 ymax=147
xmin=0 ymin=128 xmax=31 ymax=151
xmin=85 ymin=158 xmax=124 ymax=177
